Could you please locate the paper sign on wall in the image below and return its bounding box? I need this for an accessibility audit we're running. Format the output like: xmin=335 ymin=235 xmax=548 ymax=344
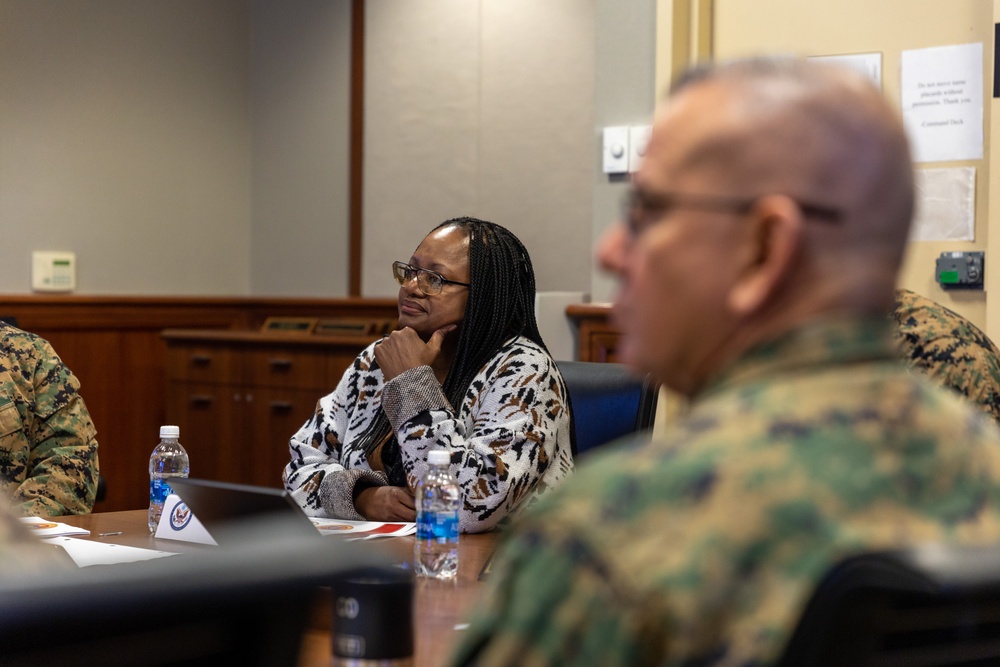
xmin=910 ymin=167 xmax=975 ymax=242
xmin=808 ymin=52 xmax=882 ymax=89
xmin=901 ymin=43 xmax=983 ymax=163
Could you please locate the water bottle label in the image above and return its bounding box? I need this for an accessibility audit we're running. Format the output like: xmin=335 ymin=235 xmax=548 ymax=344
xmin=417 ymin=510 xmax=458 ymax=543
xmin=149 ymin=478 xmax=176 ymax=504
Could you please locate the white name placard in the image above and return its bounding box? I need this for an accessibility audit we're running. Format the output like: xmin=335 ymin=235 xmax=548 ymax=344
xmin=154 ymin=494 xmax=217 ymax=545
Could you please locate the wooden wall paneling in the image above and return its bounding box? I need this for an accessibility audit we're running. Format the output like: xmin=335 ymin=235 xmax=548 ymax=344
xmin=35 ymin=330 xmax=127 ymax=509
xmin=167 ymin=380 xmax=240 ymax=485
xmin=113 ymin=331 xmax=172 ymax=510
xmin=7 ymin=300 xmax=248 ymax=513
xmin=0 ymin=296 xmax=398 ymax=513
xmin=246 ymin=387 xmax=318 ymax=488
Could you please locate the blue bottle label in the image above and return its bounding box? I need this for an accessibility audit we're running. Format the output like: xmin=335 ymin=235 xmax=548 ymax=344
xmin=417 ymin=510 xmax=458 ymax=543
xmin=149 ymin=478 xmax=176 ymax=504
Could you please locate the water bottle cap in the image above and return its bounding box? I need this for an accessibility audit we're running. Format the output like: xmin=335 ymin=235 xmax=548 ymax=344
xmin=427 ymin=449 xmax=450 ymax=465
xmin=159 ymin=425 xmax=180 ymax=439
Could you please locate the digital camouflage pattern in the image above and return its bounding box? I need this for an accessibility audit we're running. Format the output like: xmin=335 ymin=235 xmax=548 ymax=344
xmin=451 ymin=318 xmax=1000 ymax=667
xmin=0 ymin=324 xmax=99 ymax=516
xmin=893 ymin=288 xmax=1000 ymax=423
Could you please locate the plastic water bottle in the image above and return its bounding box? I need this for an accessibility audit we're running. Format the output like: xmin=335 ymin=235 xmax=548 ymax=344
xmin=148 ymin=425 xmax=190 ymax=533
xmin=414 ymin=449 xmax=460 ymax=579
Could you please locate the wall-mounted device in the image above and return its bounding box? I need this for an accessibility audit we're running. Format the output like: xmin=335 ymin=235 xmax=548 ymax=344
xmin=602 ymin=126 xmax=629 ymax=174
xmin=602 ymin=125 xmax=653 ymax=175
xmin=935 ymin=250 xmax=984 ymax=290
xmin=32 ymin=251 xmax=77 ymax=292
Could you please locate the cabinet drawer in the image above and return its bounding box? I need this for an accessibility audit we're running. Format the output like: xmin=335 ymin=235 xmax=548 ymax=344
xmin=246 ymin=348 xmax=329 ymax=391
xmin=166 ymin=345 xmax=238 ymax=384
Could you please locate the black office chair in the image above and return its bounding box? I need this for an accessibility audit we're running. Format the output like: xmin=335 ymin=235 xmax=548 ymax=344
xmin=557 ymin=361 xmax=658 ymax=458
xmin=777 ymin=542 xmax=1000 ymax=667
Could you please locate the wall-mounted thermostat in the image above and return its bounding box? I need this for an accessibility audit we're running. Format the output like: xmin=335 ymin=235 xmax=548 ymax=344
xmin=32 ymin=251 xmax=77 ymax=292
xmin=935 ymin=250 xmax=984 ymax=290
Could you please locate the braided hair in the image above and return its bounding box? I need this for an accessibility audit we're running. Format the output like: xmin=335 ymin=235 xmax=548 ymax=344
xmin=360 ymin=217 xmax=548 ymax=487
xmin=435 ymin=217 xmax=546 ymax=406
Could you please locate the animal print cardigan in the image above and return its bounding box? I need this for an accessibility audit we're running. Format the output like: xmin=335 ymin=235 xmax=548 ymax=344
xmin=283 ymin=336 xmax=574 ymax=533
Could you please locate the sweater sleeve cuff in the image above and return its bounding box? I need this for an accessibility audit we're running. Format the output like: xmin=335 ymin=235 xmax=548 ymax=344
xmin=319 ymin=468 xmax=390 ymax=520
xmin=381 ymin=365 xmax=452 ymax=430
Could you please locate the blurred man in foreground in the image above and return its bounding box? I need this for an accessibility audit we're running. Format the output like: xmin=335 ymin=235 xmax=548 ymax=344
xmin=451 ymin=57 xmax=1000 ymax=666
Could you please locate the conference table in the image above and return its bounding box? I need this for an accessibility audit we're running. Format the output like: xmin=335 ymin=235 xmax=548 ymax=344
xmin=57 ymin=510 xmax=500 ymax=667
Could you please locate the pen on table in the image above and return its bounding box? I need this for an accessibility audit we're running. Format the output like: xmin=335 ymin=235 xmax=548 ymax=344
xmin=97 ymin=531 xmax=123 ymax=537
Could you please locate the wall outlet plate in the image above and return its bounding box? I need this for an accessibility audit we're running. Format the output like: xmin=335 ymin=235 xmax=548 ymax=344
xmin=32 ymin=251 xmax=76 ymax=292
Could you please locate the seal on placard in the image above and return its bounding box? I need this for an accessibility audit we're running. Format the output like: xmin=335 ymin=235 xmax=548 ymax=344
xmin=169 ymin=501 xmax=193 ymax=531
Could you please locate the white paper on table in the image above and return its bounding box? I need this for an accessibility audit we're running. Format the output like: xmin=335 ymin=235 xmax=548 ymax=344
xmin=901 ymin=42 xmax=983 ymax=163
xmin=911 ymin=167 xmax=976 ymax=241
xmin=42 ymin=536 xmax=179 ymax=567
xmin=310 ymin=518 xmax=416 ymax=540
xmin=19 ymin=516 xmax=90 ymax=538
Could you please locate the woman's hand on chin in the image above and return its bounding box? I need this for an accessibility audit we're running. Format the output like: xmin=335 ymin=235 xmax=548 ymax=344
xmin=374 ymin=324 xmax=456 ymax=381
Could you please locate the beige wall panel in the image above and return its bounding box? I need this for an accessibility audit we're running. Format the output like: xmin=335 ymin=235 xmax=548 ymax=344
xmin=478 ymin=0 xmax=595 ymax=292
xmin=363 ymin=0 xmax=598 ymax=296
xmin=0 ymin=0 xmax=252 ymax=295
xmin=362 ymin=0 xmax=481 ymax=296
xmin=249 ymin=0 xmax=352 ymax=298
xmin=714 ymin=0 xmax=994 ymax=332
xmin=990 ymin=0 xmax=1000 ymax=337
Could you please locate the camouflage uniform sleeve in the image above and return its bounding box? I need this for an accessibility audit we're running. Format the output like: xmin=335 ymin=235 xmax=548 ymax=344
xmin=14 ymin=340 xmax=99 ymax=516
xmin=893 ymin=289 xmax=1000 ymax=423
xmin=449 ymin=527 xmax=668 ymax=667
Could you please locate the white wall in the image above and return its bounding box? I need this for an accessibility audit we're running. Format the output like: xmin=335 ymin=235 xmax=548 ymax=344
xmin=591 ymin=0 xmax=657 ymax=303
xmin=0 ymin=0 xmax=656 ymax=300
xmin=249 ymin=0 xmax=352 ymax=297
xmin=361 ymin=0 xmax=597 ymax=297
xmin=712 ymin=0 xmax=995 ymax=332
xmin=0 ymin=0 xmax=252 ymax=295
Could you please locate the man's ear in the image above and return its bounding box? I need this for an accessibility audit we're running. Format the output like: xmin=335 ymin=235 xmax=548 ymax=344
xmin=727 ymin=195 xmax=804 ymax=317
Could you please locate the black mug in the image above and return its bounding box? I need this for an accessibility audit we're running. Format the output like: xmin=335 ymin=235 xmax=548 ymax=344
xmin=331 ymin=566 xmax=415 ymax=666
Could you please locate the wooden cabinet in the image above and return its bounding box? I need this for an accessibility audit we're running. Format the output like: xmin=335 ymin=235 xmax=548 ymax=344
xmin=163 ymin=330 xmax=382 ymax=488
xmin=565 ymin=303 xmax=621 ymax=362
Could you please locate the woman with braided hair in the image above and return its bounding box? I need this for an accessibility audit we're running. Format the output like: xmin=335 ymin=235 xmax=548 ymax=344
xmin=283 ymin=217 xmax=574 ymax=533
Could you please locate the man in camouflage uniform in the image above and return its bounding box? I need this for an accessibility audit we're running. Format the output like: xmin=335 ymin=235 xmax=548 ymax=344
xmin=450 ymin=58 xmax=1000 ymax=666
xmin=0 ymin=323 xmax=99 ymax=515
xmin=894 ymin=288 xmax=1000 ymax=423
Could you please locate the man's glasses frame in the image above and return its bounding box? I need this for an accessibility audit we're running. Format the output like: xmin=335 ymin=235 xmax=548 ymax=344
xmin=622 ymin=189 xmax=842 ymax=236
xmin=392 ymin=260 xmax=471 ymax=296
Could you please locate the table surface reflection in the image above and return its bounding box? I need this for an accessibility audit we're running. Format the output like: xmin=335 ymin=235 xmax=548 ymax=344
xmin=56 ymin=510 xmax=498 ymax=667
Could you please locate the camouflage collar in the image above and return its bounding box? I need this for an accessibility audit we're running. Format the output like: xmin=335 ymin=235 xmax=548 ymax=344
xmin=698 ymin=317 xmax=896 ymax=401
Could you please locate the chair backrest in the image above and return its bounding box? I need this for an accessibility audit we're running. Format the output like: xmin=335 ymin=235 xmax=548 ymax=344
xmin=557 ymin=360 xmax=658 ymax=458
xmin=777 ymin=542 xmax=1000 ymax=667
xmin=0 ymin=518 xmax=396 ymax=667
